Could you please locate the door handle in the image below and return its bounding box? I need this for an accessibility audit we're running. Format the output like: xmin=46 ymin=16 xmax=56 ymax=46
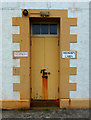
xmin=40 ymin=69 xmax=46 ymax=73
xmin=40 ymin=69 xmax=50 ymax=75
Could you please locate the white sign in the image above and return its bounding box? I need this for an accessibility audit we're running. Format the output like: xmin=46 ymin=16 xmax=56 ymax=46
xmin=14 ymin=52 xmax=28 ymax=57
xmin=62 ymin=51 xmax=75 ymax=58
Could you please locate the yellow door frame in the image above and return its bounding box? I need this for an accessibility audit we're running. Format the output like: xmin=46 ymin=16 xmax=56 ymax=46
xmin=12 ymin=9 xmax=77 ymax=109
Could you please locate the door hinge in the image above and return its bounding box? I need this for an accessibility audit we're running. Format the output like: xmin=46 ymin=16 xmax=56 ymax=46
xmin=30 ymin=40 xmax=32 ymax=46
xmin=58 ymin=87 xmax=59 ymax=93
xmin=58 ymin=40 xmax=59 ymax=46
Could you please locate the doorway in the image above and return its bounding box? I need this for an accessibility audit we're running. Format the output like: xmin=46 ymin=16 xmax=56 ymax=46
xmin=12 ymin=9 xmax=77 ymax=109
xmin=30 ymin=18 xmax=60 ymax=106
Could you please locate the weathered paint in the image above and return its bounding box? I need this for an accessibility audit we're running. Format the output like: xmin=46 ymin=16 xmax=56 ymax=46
xmin=1 ymin=2 xmax=89 ymax=109
xmin=60 ymin=99 xmax=90 ymax=109
xmin=2 ymin=2 xmax=89 ymax=100
xmin=31 ymin=36 xmax=59 ymax=100
xmin=42 ymin=78 xmax=48 ymax=99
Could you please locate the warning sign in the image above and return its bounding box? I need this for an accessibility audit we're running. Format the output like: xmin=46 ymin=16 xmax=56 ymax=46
xmin=14 ymin=52 xmax=28 ymax=57
xmin=62 ymin=51 xmax=75 ymax=58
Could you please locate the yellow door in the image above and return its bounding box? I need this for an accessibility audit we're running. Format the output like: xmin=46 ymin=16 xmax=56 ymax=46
xmin=31 ymin=36 xmax=59 ymax=100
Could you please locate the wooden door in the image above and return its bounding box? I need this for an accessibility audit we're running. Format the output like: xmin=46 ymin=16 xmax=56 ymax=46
xmin=31 ymin=36 xmax=58 ymax=100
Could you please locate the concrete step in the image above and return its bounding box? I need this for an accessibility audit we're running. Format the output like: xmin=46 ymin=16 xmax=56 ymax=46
xmin=30 ymin=99 xmax=59 ymax=107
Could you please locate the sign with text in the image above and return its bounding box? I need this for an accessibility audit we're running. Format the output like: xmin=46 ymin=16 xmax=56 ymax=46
xmin=62 ymin=51 xmax=75 ymax=58
xmin=14 ymin=52 xmax=28 ymax=57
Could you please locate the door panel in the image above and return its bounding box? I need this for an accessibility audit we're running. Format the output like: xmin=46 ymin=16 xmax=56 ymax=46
xmin=31 ymin=36 xmax=58 ymax=99
xmin=31 ymin=37 xmax=44 ymax=99
xmin=45 ymin=37 xmax=58 ymax=99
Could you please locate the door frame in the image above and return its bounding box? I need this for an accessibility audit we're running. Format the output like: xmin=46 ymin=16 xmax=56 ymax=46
xmin=12 ymin=9 xmax=77 ymax=109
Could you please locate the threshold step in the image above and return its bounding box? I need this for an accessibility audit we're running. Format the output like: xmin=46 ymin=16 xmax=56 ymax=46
xmin=30 ymin=99 xmax=59 ymax=107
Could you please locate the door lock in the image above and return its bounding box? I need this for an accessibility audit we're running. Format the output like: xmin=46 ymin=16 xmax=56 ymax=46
xmin=40 ymin=68 xmax=50 ymax=79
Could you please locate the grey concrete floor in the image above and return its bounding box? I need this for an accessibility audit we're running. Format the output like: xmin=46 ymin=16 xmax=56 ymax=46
xmin=1 ymin=108 xmax=90 ymax=120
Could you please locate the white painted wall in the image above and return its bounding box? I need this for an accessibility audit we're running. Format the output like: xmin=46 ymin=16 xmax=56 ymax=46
xmin=1 ymin=2 xmax=89 ymax=99
xmin=0 ymin=3 xmax=2 ymax=100
xmin=69 ymin=3 xmax=89 ymax=98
